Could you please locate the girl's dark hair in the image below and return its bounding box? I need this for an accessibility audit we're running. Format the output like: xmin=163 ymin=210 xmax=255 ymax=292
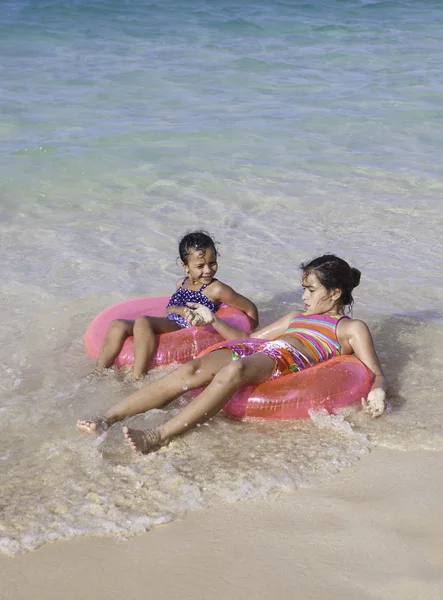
xmin=301 ymin=254 xmax=361 ymax=309
xmin=178 ymin=230 xmax=218 ymax=264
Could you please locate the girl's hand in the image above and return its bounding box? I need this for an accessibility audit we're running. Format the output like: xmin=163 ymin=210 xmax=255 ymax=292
xmin=184 ymin=303 xmax=215 ymax=326
xmin=361 ymin=388 xmax=386 ymax=418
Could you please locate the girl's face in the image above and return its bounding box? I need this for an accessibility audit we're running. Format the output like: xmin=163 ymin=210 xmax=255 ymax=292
xmin=301 ymin=271 xmax=341 ymax=314
xmin=184 ymin=247 xmax=218 ymax=285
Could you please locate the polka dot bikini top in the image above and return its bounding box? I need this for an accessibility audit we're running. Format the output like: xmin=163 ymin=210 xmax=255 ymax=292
xmin=166 ymin=277 xmax=221 ymax=328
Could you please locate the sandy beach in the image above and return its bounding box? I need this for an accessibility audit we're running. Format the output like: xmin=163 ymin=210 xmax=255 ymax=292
xmin=2 ymin=447 xmax=442 ymax=600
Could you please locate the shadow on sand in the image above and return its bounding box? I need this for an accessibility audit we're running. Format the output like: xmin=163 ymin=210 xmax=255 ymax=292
xmin=370 ymin=310 xmax=443 ymax=413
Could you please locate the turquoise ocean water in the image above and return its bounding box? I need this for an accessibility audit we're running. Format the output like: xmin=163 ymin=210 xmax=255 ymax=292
xmin=1 ymin=0 xmax=443 ymax=554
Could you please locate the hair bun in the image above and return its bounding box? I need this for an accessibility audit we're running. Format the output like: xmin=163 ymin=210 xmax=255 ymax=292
xmin=351 ymin=267 xmax=361 ymax=288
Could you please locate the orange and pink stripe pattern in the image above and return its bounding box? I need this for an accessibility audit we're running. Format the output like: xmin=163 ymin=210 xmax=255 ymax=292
xmin=283 ymin=313 xmax=349 ymax=363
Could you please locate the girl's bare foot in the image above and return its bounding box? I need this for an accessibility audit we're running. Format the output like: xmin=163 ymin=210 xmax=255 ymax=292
xmin=84 ymin=367 xmax=103 ymax=380
xmin=122 ymin=369 xmax=143 ymax=384
xmin=122 ymin=426 xmax=165 ymax=454
xmin=76 ymin=416 xmax=109 ymax=433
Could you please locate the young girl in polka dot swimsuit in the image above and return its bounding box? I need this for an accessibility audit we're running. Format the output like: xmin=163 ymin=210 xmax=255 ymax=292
xmin=94 ymin=231 xmax=258 ymax=379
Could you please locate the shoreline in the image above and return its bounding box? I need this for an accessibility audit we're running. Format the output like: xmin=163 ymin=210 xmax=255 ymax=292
xmin=2 ymin=447 xmax=442 ymax=600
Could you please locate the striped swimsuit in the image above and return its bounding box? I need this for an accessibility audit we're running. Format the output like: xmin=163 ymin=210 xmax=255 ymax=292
xmin=211 ymin=312 xmax=348 ymax=381
xmin=282 ymin=313 xmax=349 ymax=363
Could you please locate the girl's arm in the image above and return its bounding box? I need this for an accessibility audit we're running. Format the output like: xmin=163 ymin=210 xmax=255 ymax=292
xmin=345 ymin=319 xmax=388 ymax=417
xmin=185 ymin=304 xmax=297 ymax=342
xmin=210 ymin=281 xmax=259 ymax=328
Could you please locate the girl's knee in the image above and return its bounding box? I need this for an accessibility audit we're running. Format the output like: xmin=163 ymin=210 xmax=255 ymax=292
xmin=215 ymin=360 xmax=247 ymax=386
xmin=133 ymin=316 xmax=152 ymax=332
xmin=179 ymin=359 xmax=202 ymax=379
xmin=109 ymin=319 xmax=131 ymax=335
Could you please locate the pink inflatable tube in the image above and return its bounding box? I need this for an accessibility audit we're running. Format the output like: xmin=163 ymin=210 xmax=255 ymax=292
xmin=85 ymin=296 xmax=253 ymax=368
xmin=196 ymin=339 xmax=375 ymax=420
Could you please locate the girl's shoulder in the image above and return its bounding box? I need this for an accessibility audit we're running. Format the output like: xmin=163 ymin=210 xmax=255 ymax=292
xmin=175 ymin=276 xmax=187 ymax=289
xmin=203 ymin=278 xmax=228 ymax=299
xmin=337 ymin=316 xmax=368 ymax=330
xmin=282 ymin=310 xmax=311 ymax=324
xmin=287 ymin=309 xmax=304 ymax=320
xmin=337 ymin=316 xmax=371 ymax=342
xmin=274 ymin=309 xmax=303 ymax=328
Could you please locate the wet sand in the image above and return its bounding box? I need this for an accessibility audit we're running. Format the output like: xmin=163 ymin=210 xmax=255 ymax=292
xmin=1 ymin=448 xmax=442 ymax=600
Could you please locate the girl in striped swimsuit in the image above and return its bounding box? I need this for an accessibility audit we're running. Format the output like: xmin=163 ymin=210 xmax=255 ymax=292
xmin=78 ymin=255 xmax=387 ymax=452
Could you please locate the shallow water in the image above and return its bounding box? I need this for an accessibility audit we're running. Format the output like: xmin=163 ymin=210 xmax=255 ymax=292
xmin=1 ymin=0 xmax=443 ymax=554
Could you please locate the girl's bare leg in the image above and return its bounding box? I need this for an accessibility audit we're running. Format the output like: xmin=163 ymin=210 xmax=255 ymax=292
xmin=132 ymin=316 xmax=181 ymax=379
xmin=95 ymin=319 xmax=134 ymax=372
xmin=95 ymin=315 xmax=180 ymax=377
xmin=77 ymin=349 xmax=233 ymax=433
xmin=123 ymin=353 xmax=275 ymax=453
